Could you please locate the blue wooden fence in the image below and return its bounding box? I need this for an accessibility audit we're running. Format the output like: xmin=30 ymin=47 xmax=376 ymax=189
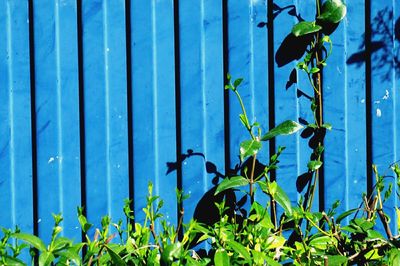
xmin=0 ymin=0 xmax=399 ymax=244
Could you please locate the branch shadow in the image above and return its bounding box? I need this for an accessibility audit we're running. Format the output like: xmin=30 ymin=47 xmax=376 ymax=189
xmin=347 ymin=8 xmax=400 ymax=82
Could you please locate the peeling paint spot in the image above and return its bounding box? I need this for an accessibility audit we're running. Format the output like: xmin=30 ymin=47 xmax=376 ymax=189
xmin=360 ymin=99 xmax=365 ymax=104
xmin=382 ymin=89 xmax=389 ymax=100
xmin=376 ymin=108 xmax=382 ymax=117
xmin=48 ymin=157 xmax=55 ymax=163
xmin=374 ymin=100 xmax=380 ymax=104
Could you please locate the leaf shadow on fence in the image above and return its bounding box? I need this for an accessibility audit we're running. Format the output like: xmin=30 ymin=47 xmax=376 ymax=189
xmin=347 ymin=7 xmax=400 ymax=82
xmin=166 ymin=149 xmax=265 ymax=245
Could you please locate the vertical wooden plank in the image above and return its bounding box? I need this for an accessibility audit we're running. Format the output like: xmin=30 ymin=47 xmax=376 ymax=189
xmin=324 ymin=0 xmax=367 ymax=219
xmin=82 ymin=0 xmax=129 ymax=228
xmin=0 ymin=1 xmax=33 ymax=234
xmin=394 ymin=0 xmax=400 ymax=234
xmin=273 ymin=0 xmax=308 ymax=211
xmin=179 ymin=0 xmax=224 ymax=225
xmin=370 ymin=1 xmax=397 ymax=232
xmin=293 ymin=0 xmax=320 ymax=212
xmin=33 ymin=0 xmax=81 ymax=241
xmin=228 ymin=0 xmax=269 ymax=170
xmin=131 ymin=0 xmax=177 ymax=224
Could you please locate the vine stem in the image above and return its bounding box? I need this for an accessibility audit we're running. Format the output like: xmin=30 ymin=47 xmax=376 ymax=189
xmin=250 ymin=154 xmax=257 ymax=204
xmin=233 ymin=89 xmax=255 ymax=139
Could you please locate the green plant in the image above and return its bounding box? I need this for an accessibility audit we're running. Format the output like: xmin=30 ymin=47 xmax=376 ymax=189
xmin=2 ymin=0 xmax=400 ymax=265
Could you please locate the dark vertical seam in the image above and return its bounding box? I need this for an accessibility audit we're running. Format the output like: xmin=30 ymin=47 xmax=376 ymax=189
xmin=76 ymin=0 xmax=87 ymax=243
xmin=28 ymin=0 xmax=38 ymax=238
xmin=267 ymin=0 xmax=275 ymax=181
xmin=28 ymin=1 xmax=39 ymax=263
xmin=365 ymin=0 xmax=373 ymax=196
xmin=223 ymin=0 xmax=230 ymax=174
xmin=125 ymin=0 xmax=134 ymax=213
xmin=173 ymin=0 xmax=183 ymax=237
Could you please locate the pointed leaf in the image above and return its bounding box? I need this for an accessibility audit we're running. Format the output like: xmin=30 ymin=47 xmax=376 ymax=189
xmin=240 ymin=139 xmax=262 ymax=161
xmin=215 ymin=176 xmax=249 ymax=195
xmin=336 ymin=208 xmax=358 ymax=223
xmin=292 ymin=21 xmax=322 ymax=37
xmin=105 ymin=245 xmax=127 ymax=266
xmin=13 ymin=233 xmax=47 ymax=252
xmin=214 ymin=248 xmax=230 ymax=266
xmin=274 ymin=183 xmax=293 ymax=216
xmin=326 ymin=255 xmax=348 ymax=265
xmin=307 ymin=160 xmax=322 ymax=171
xmin=39 ymin=251 xmax=55 ymax=266
xmin=261 ymin=120 xmax=303 ymax=141
xmin=318 ymin=0 xmax=347 ymax=23
xmin=225 ymin=240 xmax=251 ymax=264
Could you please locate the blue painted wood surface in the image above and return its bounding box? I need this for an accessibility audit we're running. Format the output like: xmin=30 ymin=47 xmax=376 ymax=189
xmin=0 ymin=0 xmax=399 ymax=250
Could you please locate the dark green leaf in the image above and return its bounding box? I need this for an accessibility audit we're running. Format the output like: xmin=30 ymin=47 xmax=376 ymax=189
xmin=233 ymin=78 xmax=243 ymax=88
xmin=215 ymin=176 xmax=249 ymax=195
xmin=307 ymin=160 xmax=322 ymax=171
xmin=240 ymin=139 xmax=262 ymax=161
xmin=261 ymin=120 xmax=303 ymax=141
xmin=292 ymin=21 xmax=322 ymax=37
xmin=318 ymin=0 xmax=347 ymax=23
xmin=58 ymin=248 xmax=83 ymax=266
xmin=13 ymin=233 xmax=47 ymax=252
xmin=214 ymin=248 xmax=230 ymax=266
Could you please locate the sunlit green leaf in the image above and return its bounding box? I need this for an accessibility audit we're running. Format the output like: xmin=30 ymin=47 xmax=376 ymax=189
xmin=214 ymin=248 xmax=230 ymax=266
xmin=13 ymin=233 xmax=47 ymax=252
xmin=292 ymin=21 xmax=322 ymax=37
xmin=215 ymin=176 xmax=249 ymax=195
xmin=261 ymin=120 xmax=303 ymax=141
xmin=225 ymin=240 xmax=251 ymax=264
xmin=308 ymin=160 xmax=322 ymax=171
xmin=317 ymin=0 xmax=347 ymax=23
xmin=240 ymin=139 xmax=262 ymax=161
xmin=274 ymin=183 xmax=293 ymax=216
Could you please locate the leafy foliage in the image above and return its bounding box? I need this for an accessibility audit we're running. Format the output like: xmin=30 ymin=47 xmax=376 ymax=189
xmin=1 ymin=1 xmax=400 ymax=265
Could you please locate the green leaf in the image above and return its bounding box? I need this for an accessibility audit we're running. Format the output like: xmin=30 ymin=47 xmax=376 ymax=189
xmin=396 ymin=208 xmax=400 ymax=233
xmin=264 ymin=256 xmax=281 ymax=266
xmin=39 ymin=251 xmax=55 ymax=266
xmin=225 ymin=240 xmax=251 ymax=264
xmin=233 ymin=78 xmax=243 ymax=88
xmin=57 ymin=248 xmax=83 ymax=266
xmin=13 ymin=233 xmax=47 ymax=252
xmin=261 ymin=120 xmax=303 ymax=141
xmin=274 ymin=183 xmax=293 ymax=216
xmin=322 ymin=123 xmax=332 ymax=130
xmin=307 ymin=160 xmax=322 ymax=171
xmin=215 ymin=176 xmax=249 ymax=195
xmin=105 ymin=245 xmax=128 ymax=266
xmin=309 ymin=236 xmax=335 ymax=250
xmin=292 ymin=21 xmax=322 ymax=37
xmin=239 ymin=114 xmax=249 ymax=128
xmin=266 ymin=235 xmax=286 ymax=250
xmin=240 ymin=139 xmax=262 ymax=161
xmin=335 ymin=208 xmax=358 ymax=223
xmin=2 ymin=256 xmax=26 ymax=266
xmin=310 ymin=67 xmax=320 ymax=74
xmin=388 ymin=248 xmax=400 ymax=265
xmin=326 ymin=255 xmax=348 ymax=265
xmin=214 ymin=248 xmax=230 ymax=266
xmin=318 ymin=0 xmax=347 ymax=24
